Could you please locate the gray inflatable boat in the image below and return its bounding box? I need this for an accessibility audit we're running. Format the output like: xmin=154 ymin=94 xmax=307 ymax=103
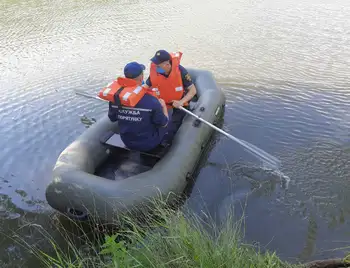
xmin=45 ymin=69 xmax=226 ymax=223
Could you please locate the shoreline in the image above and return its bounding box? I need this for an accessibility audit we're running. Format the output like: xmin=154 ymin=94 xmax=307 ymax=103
xmin=14 ymin=199 xmax=350 ymax=268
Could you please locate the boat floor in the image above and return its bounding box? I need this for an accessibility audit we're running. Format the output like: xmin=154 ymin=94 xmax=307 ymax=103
xmin=94 ymin=147 xmax=166 ymax=181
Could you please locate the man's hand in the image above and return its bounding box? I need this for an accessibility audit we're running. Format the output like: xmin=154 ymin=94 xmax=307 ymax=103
xmin=159 ymin=98 xmax=169 ymax=119
xmin=172 ymin=100 xmax=184 ymax=108
xmin=158 ymin=98 xmax=166 ymax=109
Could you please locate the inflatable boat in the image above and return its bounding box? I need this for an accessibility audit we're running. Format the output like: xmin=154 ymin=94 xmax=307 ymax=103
xmin=45 ymin=69 xmax=226 ymax=223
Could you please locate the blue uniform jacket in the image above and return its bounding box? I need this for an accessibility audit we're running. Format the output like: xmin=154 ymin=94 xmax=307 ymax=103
xmin=108 ymin=93 xmax=169 ymax=152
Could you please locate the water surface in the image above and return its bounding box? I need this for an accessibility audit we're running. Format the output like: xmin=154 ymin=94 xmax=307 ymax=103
xmin=0 ymin=0 xmax=349 ymax=266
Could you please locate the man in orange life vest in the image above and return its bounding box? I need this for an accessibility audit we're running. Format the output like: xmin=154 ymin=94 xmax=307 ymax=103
xmin=106 ymin=62 xmax=171 ymax=152
xmin=143 ymin=50 xmax=197 ymax=136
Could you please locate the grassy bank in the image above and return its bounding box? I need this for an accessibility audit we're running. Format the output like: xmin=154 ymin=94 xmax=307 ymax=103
xmin=18 ymin=199 xmax=305 ymax=268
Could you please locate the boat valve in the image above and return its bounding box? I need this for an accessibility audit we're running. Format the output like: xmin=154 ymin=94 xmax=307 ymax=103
xmin=193 ymin=106 xmax=205 ymax=127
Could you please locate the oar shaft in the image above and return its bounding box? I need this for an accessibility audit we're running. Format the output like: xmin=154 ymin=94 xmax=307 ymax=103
xmin=178 ymin=106 xmax=279 ymax=166
xmin=76 ymin=91 xmax=107 ymax=102
xmin=179 ymin=106 xmax=243 ymax=144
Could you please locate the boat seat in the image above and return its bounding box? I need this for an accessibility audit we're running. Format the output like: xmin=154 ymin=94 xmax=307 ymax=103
xmin=100 ymin=131 xmax=168 ymax=159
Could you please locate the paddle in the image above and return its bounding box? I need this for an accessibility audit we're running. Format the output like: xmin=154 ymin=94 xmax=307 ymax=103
xmin=177 ymin=106 xmax=281 ymax=170
xmin=75 ymin=90 xmax=281 ymax=169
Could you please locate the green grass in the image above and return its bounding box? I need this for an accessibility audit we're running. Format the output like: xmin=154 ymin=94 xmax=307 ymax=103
xmin=13 ymin=197 xmax=305 ymax=268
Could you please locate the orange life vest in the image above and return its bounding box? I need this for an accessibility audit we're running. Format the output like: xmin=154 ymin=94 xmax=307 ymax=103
xmin=98 ymin=77 xmax=157 ymax=107
xmin=149 ymin=51 xmax=188 ymax=107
